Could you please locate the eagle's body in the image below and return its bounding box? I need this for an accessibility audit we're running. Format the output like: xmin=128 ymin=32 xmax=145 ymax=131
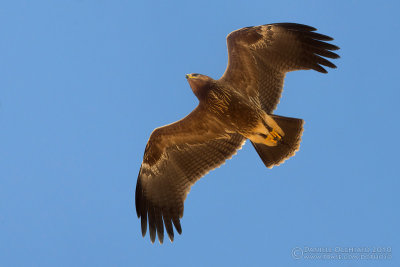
xmin=194 ymin=77 xmax=283 ymax=145
xmin=136 ymin=23 xmax=339 ymax=243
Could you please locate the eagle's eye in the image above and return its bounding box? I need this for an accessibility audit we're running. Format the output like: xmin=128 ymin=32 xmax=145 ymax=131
xmin=192 ymin=73 xmax=199 ymax=77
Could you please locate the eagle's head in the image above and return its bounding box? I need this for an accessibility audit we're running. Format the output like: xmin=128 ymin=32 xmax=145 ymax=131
xmin=186 ymin=73 xmax=213 ymax=100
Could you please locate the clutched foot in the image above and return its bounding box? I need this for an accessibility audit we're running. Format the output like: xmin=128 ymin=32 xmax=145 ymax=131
xmin=265 ymin=129 xmax=282 ymax=145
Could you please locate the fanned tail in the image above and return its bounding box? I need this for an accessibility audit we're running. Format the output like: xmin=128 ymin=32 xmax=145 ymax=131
xmin=252 ymin=115 xmax=304 ymax=168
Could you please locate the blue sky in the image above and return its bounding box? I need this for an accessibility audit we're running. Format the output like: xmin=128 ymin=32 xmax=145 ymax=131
xmin=1 ymin=0 xmax=399 ymax=266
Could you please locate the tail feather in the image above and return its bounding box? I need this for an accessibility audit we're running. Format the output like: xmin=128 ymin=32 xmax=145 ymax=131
xmin=252 ymin=114 xmax=304 ymax=168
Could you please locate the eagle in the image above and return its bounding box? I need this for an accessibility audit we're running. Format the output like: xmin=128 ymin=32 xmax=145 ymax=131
xmin=135 ymin=23 xmax=339 ymax=243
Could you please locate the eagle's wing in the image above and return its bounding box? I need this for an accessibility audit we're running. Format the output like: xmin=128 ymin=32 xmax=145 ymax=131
xmin=220 ymin=23 xmax=339 ymax=113
xmin=135 ymin=105 xmax=245 ymax=244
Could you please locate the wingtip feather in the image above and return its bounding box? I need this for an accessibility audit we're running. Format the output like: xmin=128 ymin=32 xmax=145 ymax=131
xmin=172 ymin=217 xmax=182 ymax=235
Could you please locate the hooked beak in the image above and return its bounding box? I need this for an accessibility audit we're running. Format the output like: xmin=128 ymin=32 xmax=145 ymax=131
xmin=185 ymin=74 xmax=193 ymax=79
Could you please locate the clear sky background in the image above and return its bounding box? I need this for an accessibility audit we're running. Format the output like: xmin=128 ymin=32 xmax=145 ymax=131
xmin=1 ymin=1 xmax=399 ymax=266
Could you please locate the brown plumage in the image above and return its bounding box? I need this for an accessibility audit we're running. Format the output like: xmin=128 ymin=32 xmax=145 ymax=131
xmin=135 ymin=23 xmax=340 ymax=243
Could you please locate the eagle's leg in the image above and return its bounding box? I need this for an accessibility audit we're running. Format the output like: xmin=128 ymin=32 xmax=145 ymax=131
xmin=261 ymin=114 xmax=284 ymax=146
xmin=265 ymin=129 xmax=282 ymax=144
xmin=245 ymin=114 xmax=284 ymax=147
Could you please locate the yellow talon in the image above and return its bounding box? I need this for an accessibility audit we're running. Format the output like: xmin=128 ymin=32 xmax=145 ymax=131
xmin=265 ymin=129 xmax=282 ymax=144
xmin=270 ymin=129 xmax=282 ymax=140
xmin=266 ymin=134 xmax=277 ymax=144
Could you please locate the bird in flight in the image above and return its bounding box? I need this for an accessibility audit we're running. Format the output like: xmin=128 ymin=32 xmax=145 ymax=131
xmin=135 ymin=23 xmax=339 ymax=243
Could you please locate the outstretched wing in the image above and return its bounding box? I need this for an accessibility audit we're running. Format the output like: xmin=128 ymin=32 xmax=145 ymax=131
xmin=220 ymin=23 xmax=340 ymax=113
xmin=135 ymin=105 xmax=245 ymax=244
